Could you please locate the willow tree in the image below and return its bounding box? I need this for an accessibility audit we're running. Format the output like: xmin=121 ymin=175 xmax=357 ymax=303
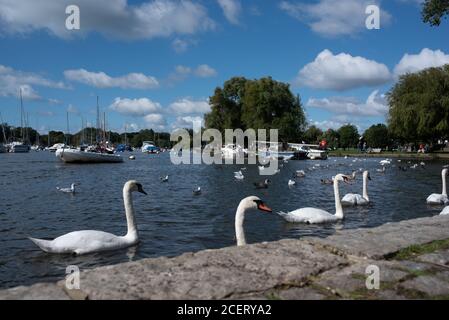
xmin=205 ymin=76 xmax=306 ymax=142
xmin=387 ymin=65 xmax=449 ymax=143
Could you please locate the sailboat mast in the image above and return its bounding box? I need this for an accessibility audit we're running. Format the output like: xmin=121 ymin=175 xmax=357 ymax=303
xmin=0 ymin=112 xmax=7 ymax=143
xmin=19 ymin=88 xmax=24 ymax=142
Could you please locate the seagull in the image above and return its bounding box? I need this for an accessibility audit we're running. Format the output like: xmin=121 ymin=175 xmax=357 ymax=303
xmin=234 ymin=171 xmax=245 ymax=180
xmin=57 ymin=183 xmax=76 ymax=194
xmin=160 ymin=175 xmax=169 ymax=182
xmin=193 ymin=187 xmax=201 ymax=195
xmin=288 ymin=179 xmax=296 ymax=186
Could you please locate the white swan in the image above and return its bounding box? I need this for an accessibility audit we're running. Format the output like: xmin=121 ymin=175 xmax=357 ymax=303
xmin=57 ymin=183 xmax=76 ymax=194
xmin=440 ymin=206 xmax=449 ymax=215
xmin=426 ymin=169 xmax=449 ymax=205
xmin=29 ymin=180 xmax=147 ymax=255
xmin=341 ymin=170 xmax=371 ymax=206
xmin=277 ymin=174 xmax=349 ymax=224
xmin=234 ymin=171 xmax=244 ymax=180
xmin=235 ymin=196 xmax=272 ymax=246
xmin=288 ymin=179 xmax=296 ymax=186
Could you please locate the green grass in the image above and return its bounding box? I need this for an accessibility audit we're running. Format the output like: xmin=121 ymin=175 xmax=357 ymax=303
xmin=388 ymin=238 xmax=449 ymax=261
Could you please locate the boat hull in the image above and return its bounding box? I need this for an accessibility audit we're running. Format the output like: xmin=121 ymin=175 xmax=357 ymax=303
xmin=56 ymin=149 xmax=124 ymax=163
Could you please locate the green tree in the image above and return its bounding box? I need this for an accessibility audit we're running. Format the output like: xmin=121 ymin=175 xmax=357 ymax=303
xmin=303 ymin=125 xmax=323 ymax=144
xmin=364 ymin=124 xmax=390 ymax=149
xmin=388 ymin=65 xmax=449 ymax=143
xmin=205 ymin=76 xmax=306 ymax=142
xmin=320 ymin=129 xmax=340 ymax=149
xmin=338 ymin=124 xmax=359 ymax=149
xmin=422 ymin=0 xmax=449 ymax=26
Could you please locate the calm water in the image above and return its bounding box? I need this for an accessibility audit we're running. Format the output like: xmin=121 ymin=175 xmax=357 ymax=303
xmin=0 ymin=151 xmax=448 ymax=288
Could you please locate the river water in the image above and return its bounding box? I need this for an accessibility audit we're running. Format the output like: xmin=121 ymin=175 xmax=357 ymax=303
xmin=0 ymin=151 xmax=447 ymax=288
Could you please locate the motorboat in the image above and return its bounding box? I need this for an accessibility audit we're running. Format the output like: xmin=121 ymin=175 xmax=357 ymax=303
xmin=56 ymin=148 xmax=124 ymax=163
xmin=141 ymin=141 xmax=160 ymax=154
xmin=288 ymin=143 xmax=328 ymax=160
xmin=8 ymin=141 xmax=30 ymax=153
xmin=48 ymin=143 xmax=66 ymax=152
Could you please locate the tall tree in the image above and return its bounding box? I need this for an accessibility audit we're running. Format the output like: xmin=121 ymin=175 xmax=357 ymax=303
xmin=320 ymin=129 xmax=340 ymax=149
xmin=303 ymin=125 xmax=323 ymax=144
xmin=364 ymin=124 xmax=390 ymax=149
xmin=422 ymin=0 xmax=449 ymax=26
xmin=338 ymin=124 xmax=359 ymax=149
xmin=205 ymin=77 xmax=306 ymax=142
xmin=388 ymin=65 xmax=449 ymax=143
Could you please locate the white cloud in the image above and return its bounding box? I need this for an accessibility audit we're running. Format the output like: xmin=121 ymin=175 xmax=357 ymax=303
xmin=217 ymin=0 xmax=242 ymax=25
xmin=172 ymin=38 xmax=189 ymax=53
xmin=279 ymin=0 xmax=391 ymax=37
xmin=296 ymin=49 xmax=391 ymax=91
xmin=394 ymin=48 xmax=449 ymax=76
xmin=64 ymin=69 xmax=159 ymax=89
xmin=169 ymin=98 xmax=210 ymax=114
xmin=168 ymin=64 xmax=217 ymax=84
xmin=307 ymin=90 xmax=388 ymax=117
xmin=144 ymin=113 xmax=167 ymax=130
xmin=172 ymin=115 xmax=204 ymax=129
xmin=109 ymin=97 xmax=162 ymax=116
xmin=194 ymin=64 xmax=217 ymax=78
xmin=0 ymin=0 xmax=215 ymax=40
xmin=0 ymin=64 xmax=67 ymax=100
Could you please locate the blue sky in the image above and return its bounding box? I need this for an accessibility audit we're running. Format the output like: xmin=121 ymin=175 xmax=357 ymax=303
xmin=0 ymin=0 xmax=448 ymax=135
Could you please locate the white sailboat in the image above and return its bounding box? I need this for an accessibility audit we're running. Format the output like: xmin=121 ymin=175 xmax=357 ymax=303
xmin=56 ymin=97 xmax=123 ymax=164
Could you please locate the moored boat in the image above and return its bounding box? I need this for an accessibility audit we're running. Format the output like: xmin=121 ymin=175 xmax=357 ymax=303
xmin=56 ymin=148 xmax=124 ymax=163
xmin=8 ymin=141 xmax=30 ymax=153
xmin=141 ymin=141 xmax=160 ymax=154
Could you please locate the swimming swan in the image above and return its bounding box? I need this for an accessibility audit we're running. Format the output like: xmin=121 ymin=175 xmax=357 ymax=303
xmin=235 ymin=196 xmax=272 ymax=246
xmin=29 ymin=180 xmax=147 ymax=255
xmin=426 ymin=169 xmax=448 ymax=205
xmin=277 ymin=174 xmax=349 ymax=224
xmin=341 ymin=171 xmax=371 ymax=206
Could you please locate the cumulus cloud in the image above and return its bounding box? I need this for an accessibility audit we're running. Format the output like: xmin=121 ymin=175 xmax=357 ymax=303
xmin=217 ymin=0 xmax=242 ymax=25
xmin=0 ymin=64 xmax=67 ymax=100
xmin=169 ymin=98 xmax=210 ymax=114
xmin=279 ymin=0 xmax=391 ymax=37
xmin=0 ymin=0 xmax=215 ymax=40
xmin=394 ymin=48 xmax=449 ymax=76
xmin=168 ymin=64 xmax=217 ymax=84
xmin=295 ymin=49 xmax=391 ymax=91
xmin=172 ymin=115 xmax=204 ymax=129
xmin=64 ymin=69 xmax=159 ymax=89
xmin=109 ymin=97 xmax=162 ymax=116
xmin=307 ymin=90 xmax=388 ymax=117
xmin=194 ymin=64 xmax=218 ymax=78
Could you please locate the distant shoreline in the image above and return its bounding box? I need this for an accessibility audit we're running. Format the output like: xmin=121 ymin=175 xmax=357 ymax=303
xmin=328 ymin=151 xmax=449 ymax=160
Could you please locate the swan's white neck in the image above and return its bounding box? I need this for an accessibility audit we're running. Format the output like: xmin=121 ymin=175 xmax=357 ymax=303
xmin=334 ymin=178 xmax=344 ymax=219
xmin=442 ymin=170 xmax=447 ymax=196
xmin=363 ymin=173 xmax=369 ymax=201
xmin=235 ymin=203 xmax=247 ymax=246
xmin=123 ymin=186 xmax=138 ymax=241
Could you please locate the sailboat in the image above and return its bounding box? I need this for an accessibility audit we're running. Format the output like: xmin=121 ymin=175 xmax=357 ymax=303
xmin=8 ymin=89 xmax=30 ymax=153
xmin=56 ymin=97 xmax=123 ymax=163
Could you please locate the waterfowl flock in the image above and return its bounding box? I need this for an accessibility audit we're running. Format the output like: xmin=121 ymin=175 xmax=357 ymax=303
xmin=29 ymin=157 xmax=449 ymax=255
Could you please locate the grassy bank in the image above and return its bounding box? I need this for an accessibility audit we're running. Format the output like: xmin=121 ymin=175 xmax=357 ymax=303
xmin=328 ymin=149 xmax=449 ymax=160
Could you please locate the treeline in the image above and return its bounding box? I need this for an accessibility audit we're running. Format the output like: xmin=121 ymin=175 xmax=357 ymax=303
xmin=0 ymin=125 xmax=174 ymax=148
xmin=302 ymin=124 xmax=391 ymax=150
